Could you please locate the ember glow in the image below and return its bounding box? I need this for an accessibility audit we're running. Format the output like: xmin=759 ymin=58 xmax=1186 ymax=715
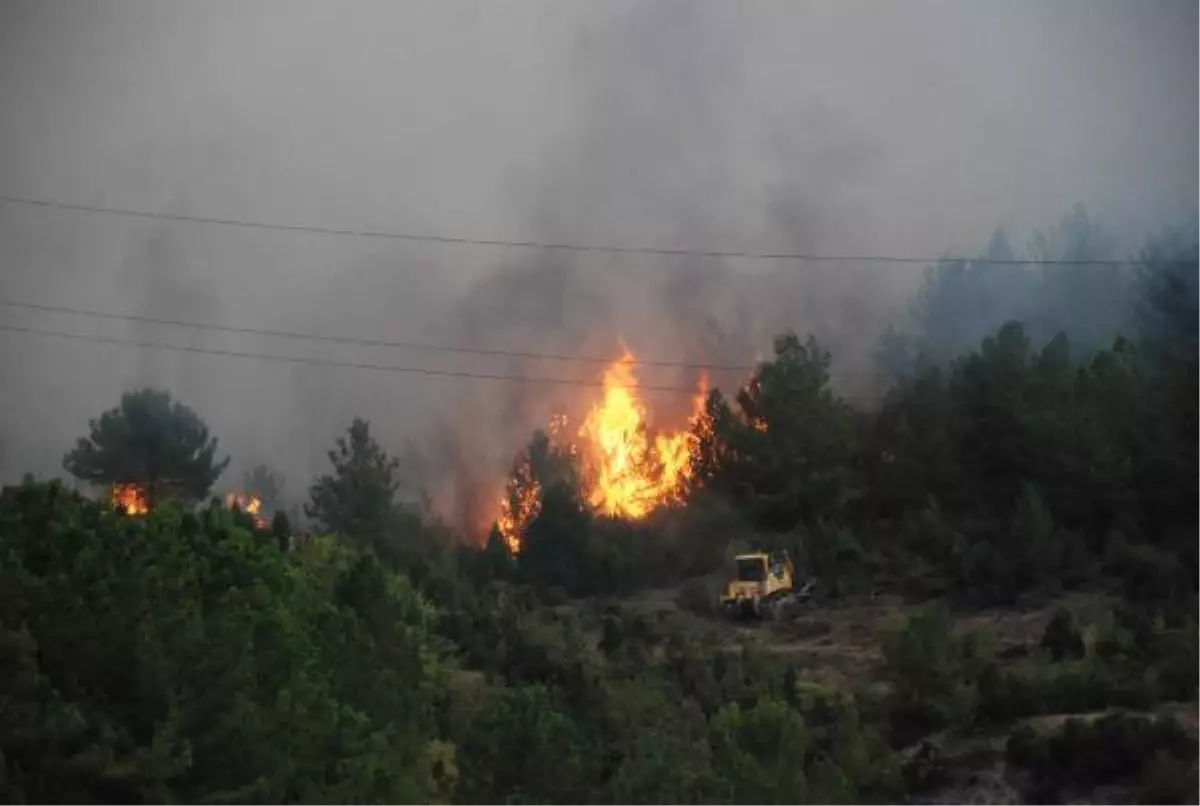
xmin=110 ymin=483 xmax=150 ymax=516
xmin=495 ymin=350 xmax=707 ymax=551
xmin=225 ymin=492 xmax=267 ymax=529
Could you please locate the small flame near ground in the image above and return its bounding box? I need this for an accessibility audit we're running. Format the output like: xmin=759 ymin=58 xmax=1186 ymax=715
xmin=496 ymin=350 xmax=708 ymax=552
xmin=225 ymin=492 xmax=268 ymax=530
xmin=111 ymin=483 xmax=150 ymax=516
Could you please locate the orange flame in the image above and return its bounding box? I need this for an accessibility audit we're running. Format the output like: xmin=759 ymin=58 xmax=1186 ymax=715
xmin=496 ymin=475 xmax=539 ymax=554
xmin=578 ymin=352 xmax=705 ymax=518
xmin=494 ymin=350 xmax=708 ymax=550
xmin=225 ymin=492 xmax=268 ymax=530
xmin=111 ymin=483 xmax=150 ymax=516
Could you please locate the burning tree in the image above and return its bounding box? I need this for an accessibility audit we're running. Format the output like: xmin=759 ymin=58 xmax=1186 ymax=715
xmin=225 ymin=492 xmax=267 ymax=530
xmin=110 ymin=483 xmax=150 ymax=516
xmin=64 ymin=388 xmax=229 ymax=511
xmin=494 ymin=350 xmax=708 ymax=551
xmin=242 ymin=464 xmax=285 ymax=515
xmin=576 ymin=353 xmax=706 ymax=518
xmin=496 ymin=424 xmax=580 ymax=552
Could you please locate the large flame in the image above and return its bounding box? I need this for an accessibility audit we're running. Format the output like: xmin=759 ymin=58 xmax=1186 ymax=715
xmin=111 ymin=483 xmax=150 ymax=516
xmin=495 ymin=350 xmax=707 ymax=551
xmin=579 ymin=352 xmax=705 ymax=518
xmin=225 ymin=492 xmax=267 ymax=530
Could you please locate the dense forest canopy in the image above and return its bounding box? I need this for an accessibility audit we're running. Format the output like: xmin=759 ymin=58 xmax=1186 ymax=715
xmin=2 ymin=212 xmax=1197 ymax=803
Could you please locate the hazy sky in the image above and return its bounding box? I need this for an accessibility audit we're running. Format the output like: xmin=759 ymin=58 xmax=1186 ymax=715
xmin=0 ymin=0 xmax=1195 ymax=528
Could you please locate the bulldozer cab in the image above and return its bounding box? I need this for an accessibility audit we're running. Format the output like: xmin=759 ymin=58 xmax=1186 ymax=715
xmin=735 ymin=554 xmax=768 ymax=582
xmin=732 ymin=550 xmax=794 ymax=584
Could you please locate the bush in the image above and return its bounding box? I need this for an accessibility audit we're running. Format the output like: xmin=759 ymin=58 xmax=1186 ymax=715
xmin=1154 ymin=619 xmax=1199 ymax=702
xmin=677 ymin=576 xmax=718 ymax=616
xmin=1137 ymin=749 xmax=1197 ymax=805
xmin=1006 ymin=713 xmax=1196 ymax=801
xmin=975 ymin=661 xmax=1039 ymax=725
xmin=879 ymin=605 xmax=991 ymax=743
xmin=959 ymin=538 xmax=1019 ymax=606
xmin=1105 ymin=539 xmax=1194 ymax=609
xmin=0 ymin=481 xmax=442 ymax=803
xmin=1040 ymin=607 xmax=1085 ymax=661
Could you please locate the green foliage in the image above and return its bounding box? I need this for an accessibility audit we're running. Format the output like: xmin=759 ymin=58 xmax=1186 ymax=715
xmin=592 ymin=675 xmax=711 ymax=803
xmin=692 ymin=332 xmax=863 ymax=532
xmin=456 ymin=684 xmax=592 ymax=804
xmin=888 ymin=603 xmax=1200 ymax=732
xmin=676 ymin=576 xmax=718 ymax=616
xmin=705 ymin=698 xmax=812 ymax=802
xmin=874 ymin=311 xmax=1195 ymax=601
xmin=1006 ymin=713 xmax=1196 ymax=803
xmin=270 ymin=510 xmax=291 ymax=551
xmin=1040 ymin=607 xmax=1085 ymax=661
xmin=306 ymin=417 xmax=421 ymax=554
xmin=879 ymin=604 xmax=990 ymax=743
xmin=1137 ymin=748 xmax=1197 ymax=805
xmin=1105 ymin=535 xmax=1194 ymax=611
xmin=62 ymin=387 xmax=229 ymax=506
xmin=0 ymin=480 xmax=442 ymax=803
xmin=518 ymin=481 xmax=595 ymax=596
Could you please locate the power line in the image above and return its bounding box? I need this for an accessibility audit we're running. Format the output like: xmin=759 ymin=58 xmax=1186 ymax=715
xmin=0 ymin=297 xmax=766 ymax=374
xmin=2 ymin=322 xmax=894 ymax=401
xmin=0 ymin=322 xmax=698 ymax=392
xmin=0 ymin=192 xmax=1170 ymax=267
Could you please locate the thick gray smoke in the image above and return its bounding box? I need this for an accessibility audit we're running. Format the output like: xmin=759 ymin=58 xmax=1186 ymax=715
xmin=0 ymin=0 xmax=1195 ymax=537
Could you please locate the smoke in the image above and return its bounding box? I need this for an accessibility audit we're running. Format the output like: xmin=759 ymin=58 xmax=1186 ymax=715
xmin=0 ymin=0 xmax=1194 ymax=536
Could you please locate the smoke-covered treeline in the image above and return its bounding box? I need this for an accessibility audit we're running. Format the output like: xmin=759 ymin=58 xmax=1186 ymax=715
xmin=878 ymin=207 xmax=1199 ymax=374
xmin=0 ymin=0 xmax=1195 ymax=524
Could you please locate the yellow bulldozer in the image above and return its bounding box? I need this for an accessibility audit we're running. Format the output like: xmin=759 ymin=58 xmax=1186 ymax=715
xmin=720 ymin=549 xmax=812 ymax=620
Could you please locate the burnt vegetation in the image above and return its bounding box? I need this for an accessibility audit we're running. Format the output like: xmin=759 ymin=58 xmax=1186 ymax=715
xmin=1 ymin=213 xmax=1197 ymax=803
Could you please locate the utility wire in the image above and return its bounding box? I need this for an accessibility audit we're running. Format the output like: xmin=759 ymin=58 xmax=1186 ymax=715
xmin=0 ymin=322 xmax=890 ymax=399
xmin=0 ymin=297 xmax=774 ymax=374
xmin=0 ymin=192 xmax=1176 ymax=267
xmin=0 ymin=322 xmax=886 ymax=400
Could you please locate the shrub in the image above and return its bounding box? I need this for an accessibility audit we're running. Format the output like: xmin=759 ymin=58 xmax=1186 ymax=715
xmin=1137 ymin=749 xmax=1197 ymax=805
xmin=0 ymin=482 xmax=442 ymax=803
xmin=959 ymin=538 xmax=1018 ymax=606
xmin=975 ymin=661 xmax=1039 ymax=725
xmin=677 ymin=577 xmax=718 ymax=616
xmin=1006 ymin=713 xmax=1196 ymax=801
xmin=1040 ymin=607 xmax=1086 ymax=661
xmin=1105 ymin=539 xmax=1193 ymax=608
xmin=879 ymin=605 xmax=990 ymax=743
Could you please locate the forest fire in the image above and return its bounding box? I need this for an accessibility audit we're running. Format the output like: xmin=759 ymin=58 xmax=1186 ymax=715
xmin=496 ymin=474 xmax=539 ymax=554
xmin=495 ymin=350 xmax=707 ymax=552
xmin=225 ymin=492 xmax=268 ymax=529
xmin=110 ymin=483 xmax=150 ymax=516
xmin=579 ymin=352 xmax=707 ymax=518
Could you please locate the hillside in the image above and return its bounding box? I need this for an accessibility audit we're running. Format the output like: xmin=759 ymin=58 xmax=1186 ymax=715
xmin=1 ymin=218 xmax=1195 ymax=803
